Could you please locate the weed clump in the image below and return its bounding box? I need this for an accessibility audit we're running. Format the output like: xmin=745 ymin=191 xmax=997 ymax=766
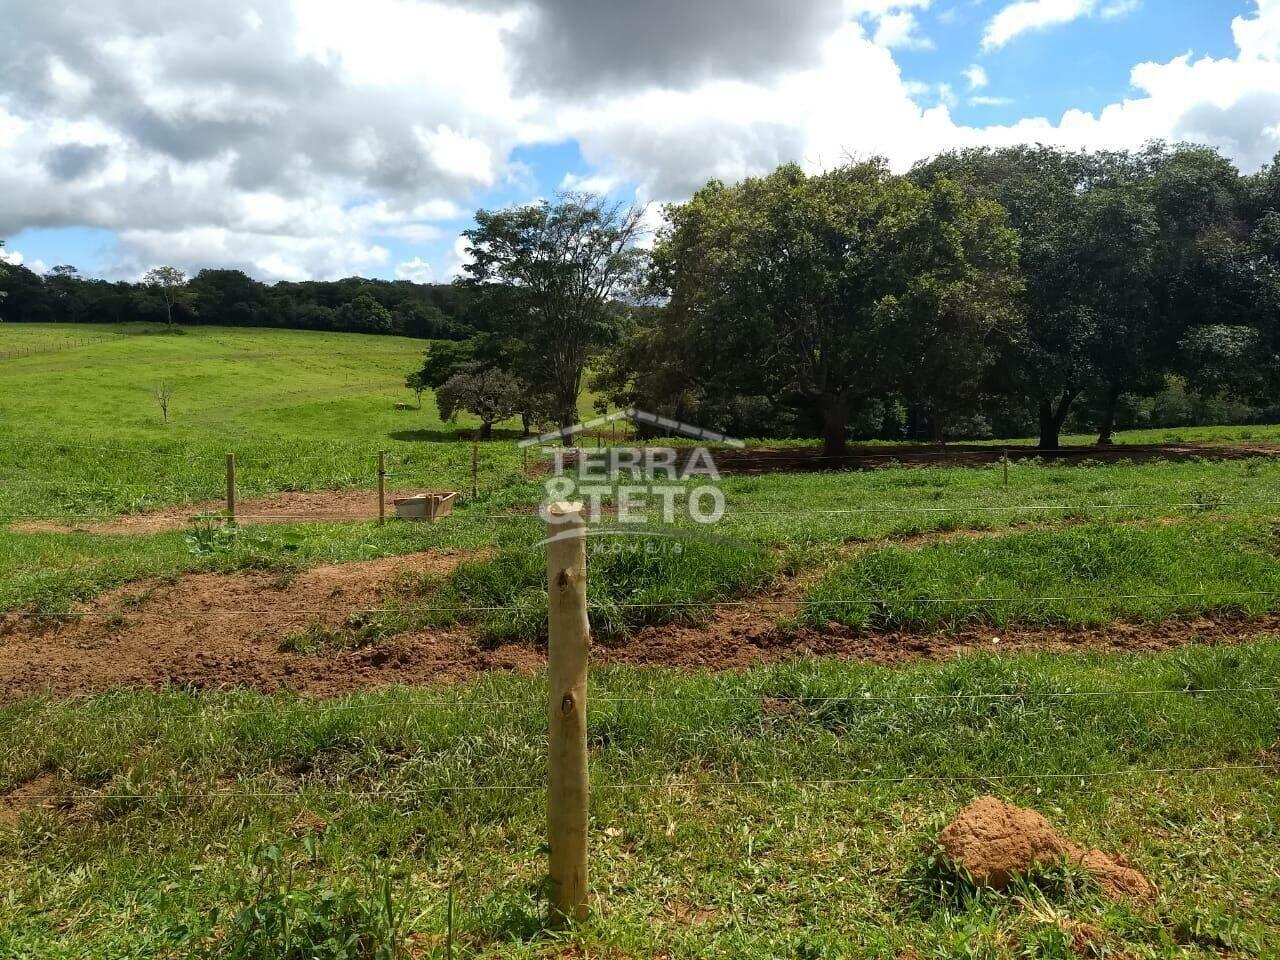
xmin=206 ymin=847 xmax=409 ymax=960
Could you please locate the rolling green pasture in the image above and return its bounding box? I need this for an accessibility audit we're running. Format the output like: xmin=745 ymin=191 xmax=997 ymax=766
xmin=2 ymin=323 xmax=1279 ymax=956
xmin=0 ymin=323 xmax=441 ymax=444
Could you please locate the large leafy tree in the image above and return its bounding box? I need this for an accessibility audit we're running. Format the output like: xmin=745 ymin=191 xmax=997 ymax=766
xmin=652 ymin=162 xmax=907 ymax=456
xmin=913 ymin=146 xmax=1099 ymax=448
xmin=650 ymin=161 xmax=1020 ymax=454
xmin=460 ymin=193 xmax=646 ymax=438
xmin=1074 ymin=184 xmax=1160 ymax=444
xmin=885 ymin=177 xmax=1023 ymax=441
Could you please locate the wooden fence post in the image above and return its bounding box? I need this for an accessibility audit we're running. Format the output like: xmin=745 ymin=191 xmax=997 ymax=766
xmin=545 ymin=501 xmax=590 ymax=924
xmin=1003 ymin=448 xmax=1010 ymax=487
xmin=378 ymin=451 xmax=387 ymax=527
xmin=471 ymin=438 xmax=479 ymax=500
xmin=225 ymin=453 xmax=237 ymax=524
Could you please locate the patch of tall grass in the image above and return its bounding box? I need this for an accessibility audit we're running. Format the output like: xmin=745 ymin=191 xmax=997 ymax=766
xmin=803 ymin=520 xmax=1280 ymax=631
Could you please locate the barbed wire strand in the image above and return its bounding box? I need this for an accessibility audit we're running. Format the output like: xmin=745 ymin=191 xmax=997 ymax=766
xmin=9 ymin=764 xmax=1276 ymax=806
xmin=13 ymin=684 xmax=1277 ymax=725
xmin=7 ymin=497 xmax=1280 ymax=523
xmin=10 ymin=588 xmax=1280 ymax=619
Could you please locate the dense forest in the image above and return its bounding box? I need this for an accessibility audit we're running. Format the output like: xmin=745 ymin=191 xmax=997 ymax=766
xmin=0 ymin=264 xmax=477 ymax=340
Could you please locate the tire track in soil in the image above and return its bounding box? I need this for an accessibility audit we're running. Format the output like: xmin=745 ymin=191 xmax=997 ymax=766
xmin=0 ymin=549 xmax=481 ymax=701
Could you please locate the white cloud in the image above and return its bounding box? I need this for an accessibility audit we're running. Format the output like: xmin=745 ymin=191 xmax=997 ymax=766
xmin=984 ymin=0 xmax=1094 ymax=50
xmin=1100 ymin=0 xmax=1140 ymax=20
xmin=874 ymin=12 xmax=934 ymax=50
xmin=971 ymin=95 xmax=1015 ymax=106
xmin=1236 ymin=0 xmax=1280 ymax=60
xmin=845 ymin=0 xmax=935 ymax=50
xmin=4 ymin=0 xmax=1280 ymax=284
xmin=395 ymin=257 xmax=434 ymax=283
xmin=982 ymin=0 xmax=1139 ymax=50
xmin=0 ymin=247 xmax=49 ymax=274
xmin=559 ymin=171 xmax=621 ymax=194
xmin=442 ymin=234 xmax=474 ymax=280
xmin=0 ymin=0 xmax=530 ymax=280
xmin=114 ymin=227 xmax=390 ymax=282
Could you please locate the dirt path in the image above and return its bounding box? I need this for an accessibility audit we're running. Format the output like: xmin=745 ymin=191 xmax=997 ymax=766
xmin=13 ymin=488 xmax=454 ymax=535
xmin=0 ymin=549 xmax=478 ymax=700
xmin=1 ymin=542 xmax=1275 ymax=701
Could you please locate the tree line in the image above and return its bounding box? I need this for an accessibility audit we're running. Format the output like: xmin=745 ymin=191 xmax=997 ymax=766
xmin=0 ymin=263 xmax=478 ymax=341
xmin=417 ymin=142 xmax=1280 ymax=451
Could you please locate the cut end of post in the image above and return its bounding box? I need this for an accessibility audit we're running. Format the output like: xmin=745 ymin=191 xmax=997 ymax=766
xmin=547 ymin=501 xmax=585 ymax=519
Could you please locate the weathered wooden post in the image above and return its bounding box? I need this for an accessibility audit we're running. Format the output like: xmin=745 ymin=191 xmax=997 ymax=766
xmin=225 ymin=453 xmax=237 ymax=524
xmin=1003 ymin=448 xmax=1010 ymax=487
xmin=471 ymin=438 xmax=479 ymax=500
xmin=545 ymin=501 xmax=590 ymax=924
xmin=378 ymin=451 xmax=387 ymax=527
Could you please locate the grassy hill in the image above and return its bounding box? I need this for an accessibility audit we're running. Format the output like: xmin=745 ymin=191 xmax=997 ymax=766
xmin=0 ymin=323 xmax=439 ymax=444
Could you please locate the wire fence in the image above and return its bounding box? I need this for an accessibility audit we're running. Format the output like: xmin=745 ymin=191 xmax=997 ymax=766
xmin=0 ymin=337 xmax=113 ymax=362
xmin=4 ymin=497 xmax=1280 ymax=524
xmin=10 ymin=764 xmax=1277 ymax=808
xmin=9 ymin=588 xmax=1280 ymax=620
xmin=11 ymin=684 xmax=1277 ymax=724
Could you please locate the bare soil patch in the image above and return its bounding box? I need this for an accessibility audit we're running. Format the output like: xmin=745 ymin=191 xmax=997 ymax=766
xmin=13 ymin=488 xmax=452 ymax=535
xmin=0 ymin=548 xmax=1277 ymax=701
xmin=0 ymin=549 xmax=478 ymax=701
xmin=0 ymin=773 xmax=60 ymax=829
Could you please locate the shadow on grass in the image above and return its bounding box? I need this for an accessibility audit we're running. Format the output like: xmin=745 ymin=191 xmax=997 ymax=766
xmin=387 ymin=429 xmax=531 ymax=443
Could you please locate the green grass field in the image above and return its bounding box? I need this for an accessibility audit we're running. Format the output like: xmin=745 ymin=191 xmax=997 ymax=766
xmin=0 ymin=323 xmax=445 ymax=442
xmin=2 ymin=323 xmax=1279 ymax=957
xmin=2 ymin=644 xmax=1277 ymax=957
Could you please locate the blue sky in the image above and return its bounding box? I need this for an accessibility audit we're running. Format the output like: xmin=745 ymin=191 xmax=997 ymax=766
xmin=3 ymin=0 xmax=1279 ymax=284
xmin=898 ymin=0 xmax=1254 ymax=124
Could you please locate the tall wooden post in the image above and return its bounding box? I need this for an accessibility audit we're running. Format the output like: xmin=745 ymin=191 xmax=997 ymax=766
xmin=1003 ymin=448 xmax=1010 ymax=487
xmin=378 ymin=451 xmax=387 ymax=527
xmin=471 ymin=439 xmax=479 ymax=500
xmin=225 ymin=453 xmax=237 ymax=524
xmin=545 ymin=501 xmax=590 ymax=924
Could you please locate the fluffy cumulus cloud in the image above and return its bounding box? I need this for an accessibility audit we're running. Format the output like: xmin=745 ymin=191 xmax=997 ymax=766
xmin=841 ymin=0 xmax=935 ymax=50
xmin=556 ymin=1 xmax=1280 ymax=203
xmin=4 ymin=0 xmax=1280 ymax=280
xmin=982 ymin=0 xmax=1140 ymax=51
xmin=0 ymin=0 xmax=525 ymax=280
xmin=395 ymin=257 xmax=434 ymax=283
xmin=467 ymin=0 xmax=849 ymax=95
